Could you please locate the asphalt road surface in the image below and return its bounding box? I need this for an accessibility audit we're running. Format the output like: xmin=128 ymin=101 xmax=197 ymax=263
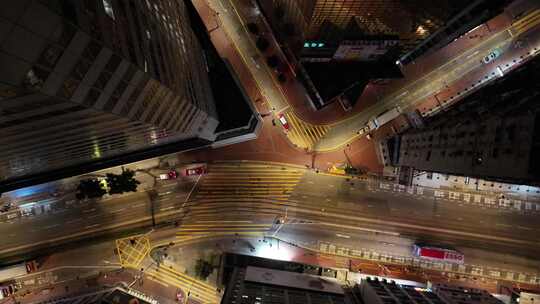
xmin=1 ymin=161 xmax=539 ymax=269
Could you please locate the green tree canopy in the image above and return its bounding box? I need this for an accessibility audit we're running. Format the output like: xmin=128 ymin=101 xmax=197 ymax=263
xmin=76 ymin=178 xmax=106 ymax=200
xmin=106 ymin=168 xmax=140 ymax=195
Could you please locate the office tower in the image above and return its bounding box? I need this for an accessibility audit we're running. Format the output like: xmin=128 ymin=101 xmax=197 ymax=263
xmin=396 ymin=56 xmax=540 ymax=185
xmin=222 ymin=266 xmax=348 ymax=304
xmin=0 ymin=0 xmax=219 ymax=184
xmin=263 ymin=0 xmax=509 ymax=60
xmin=432 ymin=284 xmax=504 ymax=304
xmin=356 ymin=278 xmax=447 ymax=304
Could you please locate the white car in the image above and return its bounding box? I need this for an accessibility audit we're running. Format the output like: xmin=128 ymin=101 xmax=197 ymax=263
xmin=482 ymin=48 xmax=501 ymax=64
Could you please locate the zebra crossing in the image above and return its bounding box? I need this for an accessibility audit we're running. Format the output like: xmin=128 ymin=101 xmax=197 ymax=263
xmin=193 ymin=161 xmax=304 ymax=204
xmin=176 ymin=222 xmax=274 ymax=241
xmin=282 ymin=111 xmax=331 ymax=151
xmin=146 ymin=264 xmax=221 ymax=304
xmin=512 ymin=8 xmax=540 ymax=36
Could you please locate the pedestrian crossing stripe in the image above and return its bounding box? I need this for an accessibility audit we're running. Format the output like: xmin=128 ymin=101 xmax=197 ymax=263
xmin=146 ymin=265 xmax=220 ymax=304
xmin=512 ymin=9 xmax=540 ymax=35
xmin=176 ymin=223 xmax=273 ymax=237
xmin=283 ymin=111 xmax=330 ymax=150
xmin=194 ymin=162 xmax=304 ymax=202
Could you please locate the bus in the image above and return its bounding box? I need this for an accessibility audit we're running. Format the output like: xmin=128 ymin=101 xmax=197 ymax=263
xmin=413 ymin=244 xmax=464 ymax=264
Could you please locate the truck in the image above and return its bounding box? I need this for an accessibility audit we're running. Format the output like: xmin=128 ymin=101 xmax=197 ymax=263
xmin=0 ymin=261 xmax=37 ymax=299
xmin=367 ymin=107 xmax=402 ymax=131
xmin=413 ymin=244 xmax=464 ymax=264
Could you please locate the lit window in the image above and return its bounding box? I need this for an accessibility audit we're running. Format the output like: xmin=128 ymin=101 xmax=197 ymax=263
xmin=102 ymin=0 xmax=115 ymax=20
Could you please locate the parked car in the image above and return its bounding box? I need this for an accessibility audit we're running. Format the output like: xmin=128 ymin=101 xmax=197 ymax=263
xmin=278 ymin=113 xmax=290 ymax=131
xmin=159 ymin=169 xmax=178 ymax=180
xmin=186 ymin=166 xmax=206 ymax=176
xmin=482 ymin=48 xmax=502 ymax=64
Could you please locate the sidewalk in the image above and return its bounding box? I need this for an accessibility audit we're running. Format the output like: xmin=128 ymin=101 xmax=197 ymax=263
xmin=175 ymin=115 xmax=383 ymax=174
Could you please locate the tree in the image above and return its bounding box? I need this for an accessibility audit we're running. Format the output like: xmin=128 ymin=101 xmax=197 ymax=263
xmin=256 ymin=37 xmax=270 ymax=52
xmin=106 ymin=168 xmax=140 ymax=195
xmin=246 ymin=22 xmax=259 ymax=35
xmin=76 ymin=179 xmax=106 ymax=200
xmin=194 ymin=259 xmax=214 ymax=280
xmin=266 ymin=55 xmax=280 ymax=68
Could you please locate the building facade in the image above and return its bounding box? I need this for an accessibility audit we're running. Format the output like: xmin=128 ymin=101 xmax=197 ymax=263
xmin=356 ymin=278 xmax=447 ymax=304
xmin=355 ymin=278 xmax=504 ymax=304
xmin=0 ymin=0 xmax=219 ymax=183
xmin=396 ymin=55 xmax=540 ymax=185
xmin=222 ymin=266 xmax=349 ymax=304
xmin=263 ymin=0 xmax=478 ymax=54
xmin=432 ymin=284 xmax=504 ymax=304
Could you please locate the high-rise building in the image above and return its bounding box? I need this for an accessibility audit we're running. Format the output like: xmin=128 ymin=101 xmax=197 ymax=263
xmin=262 ymin=0 xmax=509 ymax=60
xmin=0 ymin=0 xmax=219 ymax=184
xmin=395 ymin=56 xmax=540 ymax=185
xmin=356 ymin=278 xmax=447 ymax=304
xmin=354 ymin=278 xmax=504 ymax=304
xmin=432 ymin=284 xmax=504 ymax=304
xmin=222 ymin=266 xmax=349 ymax=304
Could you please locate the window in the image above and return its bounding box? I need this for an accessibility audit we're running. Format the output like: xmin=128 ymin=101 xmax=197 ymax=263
xmin=102 ymin=0 xmax=115 ymax=20
xmin=37 ymin=44 xmax=64 ymax=69
xmin=83 ymin=88 xmax=101 ymax=107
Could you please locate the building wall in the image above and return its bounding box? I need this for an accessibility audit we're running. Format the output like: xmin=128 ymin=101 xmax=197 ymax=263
xmin=433 ymin=284 xmax=504 ymax=304
xmin=357 ymin=278 xmax=447 ymax=304
xmin=0 ymin=0 xmax=218 ymax=181
xmin=271 ymin=0 xmax=470 ymax=50
xmin=398 ymin=113 xmax=536 ymax=183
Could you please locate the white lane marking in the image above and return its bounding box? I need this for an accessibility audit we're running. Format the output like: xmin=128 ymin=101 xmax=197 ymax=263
xmin=336 ymin=233 xmax=350 ymax=239
xmin=496 ymin=223 xmax=512 ymax=228
xmin=160 ymin=206 xmax=174 ymax=211
xmin=516 ymin=226 xmax=532 ymax=230
xmin=110 ymin=208 xmax=126 ymax=213
xmin=83 ymin=208 xmax=96 ymax=213
xmin=131 ymin=203 xmax=145 ymax=208
xmin=466 ymin=50 xmax=480 ymax=59
xmin=87 ymin=214 xmax=100 ymax=219
xmin=45 ymin=224 xmax=61 ymax=229
xmin=85 ymin=224 xmax=100 ymax=229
